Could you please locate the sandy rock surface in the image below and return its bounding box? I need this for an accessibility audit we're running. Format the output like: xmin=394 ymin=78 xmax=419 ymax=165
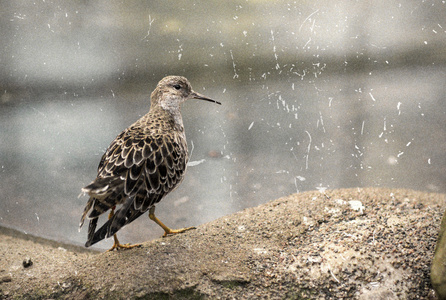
xmin=1 ymin=188 xmax=445 ymax=299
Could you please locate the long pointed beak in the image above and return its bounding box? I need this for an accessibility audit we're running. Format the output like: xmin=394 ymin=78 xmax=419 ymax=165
xmin=190 ymin=91 xmax=221 ymax=105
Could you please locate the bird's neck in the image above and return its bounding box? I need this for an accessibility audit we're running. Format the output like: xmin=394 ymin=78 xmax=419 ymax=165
xmin=149 ymin=104 xmax=184 ymax=133
xmin=155 ymin=96 xmax=184 ymax=129
xmin=169 ymin=109 xmax=184 ymax=131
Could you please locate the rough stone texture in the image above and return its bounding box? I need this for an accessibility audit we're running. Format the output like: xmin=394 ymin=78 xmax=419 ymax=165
xmin=0 ymin=188 xmax=445 ymax=299
xmin=432 ymin=210 xmax=446 ymax=300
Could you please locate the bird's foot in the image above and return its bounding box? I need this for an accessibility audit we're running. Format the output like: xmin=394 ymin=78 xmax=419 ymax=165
xmin=148 ymin=206 xmax=196 ymax=237
xmin=163 ymin=226 xmax=196 ymax=237
xmin=106 ymin=242 xmax=141 ymax=252
xmin=106 ymin=234 xmax=141 ymax=252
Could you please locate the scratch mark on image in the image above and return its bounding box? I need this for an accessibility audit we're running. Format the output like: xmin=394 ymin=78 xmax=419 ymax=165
xmin=305 ymin=130 xmax=312 ymax=170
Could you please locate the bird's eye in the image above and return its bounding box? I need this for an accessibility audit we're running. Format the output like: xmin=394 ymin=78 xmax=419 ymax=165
xmin=173 ymin=84 xmax=181 ymax=90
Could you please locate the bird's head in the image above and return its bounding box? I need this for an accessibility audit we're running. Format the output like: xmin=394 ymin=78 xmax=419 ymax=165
xmin=151 ymin=76 xmax=221 ymax=112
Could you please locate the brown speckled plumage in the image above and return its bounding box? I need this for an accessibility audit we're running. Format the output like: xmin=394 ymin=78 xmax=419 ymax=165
xmin=79 ymin=76 xmax=220 ymax=248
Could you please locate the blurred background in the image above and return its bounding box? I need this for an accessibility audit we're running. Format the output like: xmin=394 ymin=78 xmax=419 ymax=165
xmin=0 ymin=0 xmax=445 ymax=250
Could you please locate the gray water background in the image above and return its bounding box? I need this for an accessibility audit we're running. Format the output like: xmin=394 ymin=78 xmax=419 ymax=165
xmin=0 ymin=1 xmax=445 ymax=249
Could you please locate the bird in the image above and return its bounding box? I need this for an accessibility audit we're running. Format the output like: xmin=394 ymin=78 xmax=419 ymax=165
xmin=79 ymin=75 xmax=221 ymax=251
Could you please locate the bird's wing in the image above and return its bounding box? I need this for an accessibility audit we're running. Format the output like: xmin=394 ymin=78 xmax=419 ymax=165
xmin=96 ymin=130 xmax=188 ymax=196
xmin=81 ymin=131 xmax=188 ymax=247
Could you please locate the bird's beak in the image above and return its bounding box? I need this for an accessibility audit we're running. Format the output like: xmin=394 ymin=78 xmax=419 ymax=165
xmin=190 ymin=91 xmax=221 ymax=105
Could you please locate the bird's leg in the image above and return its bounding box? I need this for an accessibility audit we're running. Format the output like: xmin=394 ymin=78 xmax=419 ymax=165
xmin=106 ymin=206 xmax=141 ymax=252
xmin=148 ymin=206 xmax=196 ymax=237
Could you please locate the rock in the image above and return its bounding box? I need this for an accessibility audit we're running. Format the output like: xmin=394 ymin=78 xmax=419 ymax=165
xmin=1 ymin=275 xmax=12 ymax=283
xmin=432 ymin=210 xmax=446 ymax=299
xmin=22 ymin=258 xmax=33 ymax=268
xmin=0 ymin=188 xmax=445 ymax=299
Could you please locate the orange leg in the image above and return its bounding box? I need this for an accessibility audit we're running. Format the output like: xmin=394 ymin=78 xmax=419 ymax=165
xmin=148 ymin=206 xmax=195 ymax=237
xmin=106 ymin=207 xmax=141 ymax=252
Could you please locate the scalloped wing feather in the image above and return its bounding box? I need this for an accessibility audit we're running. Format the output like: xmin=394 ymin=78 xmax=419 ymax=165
xmin=81 ymin=126 xmax=189 ymax=247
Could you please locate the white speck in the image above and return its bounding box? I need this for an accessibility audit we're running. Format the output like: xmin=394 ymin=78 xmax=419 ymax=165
xmin=299 ymin=9 xmax=319 ymax=32
xmin=369 ymin=92 xmax=376 ymax=101
xmin=335 ymin=199 xmax=347 ymax=205
xmin=303 ymin=37 xmax=312 ymax=49
xmin=187 ymin=159 xmax=205 ymax=167
xmin=253 ymin=248 xmax=268 ymax=254
xmin=305 ymin=131 xmax=312 ymax=169
xmin=316 ymin=186 xmax=327 ymax=193
xmin=307 ymin=256 xmax=322 ymax=263
xmin=329 ymin=267 xmax=340 ymax=283
xmin=428 ymin=158 xmax=431 ymax=164
xmin=248 ymin=121 xmax=254 ymax=130
xmin=387 ymin=156 xmax=398 ymax=165
xmin=174 ymin=196 xmax=189 ymax=207
xmin=397 ymin=102 xmax=402 ymax=115
xmin=141 ymin=15 xmax=155 ymax=41
xmin=35 ymin=213 xmax=40 ymax=222
xmin=424 ymin=41 xmax=428 ymax=44
xmin=295 ymin=176 xmax=306 ymax=181
xmin=348 ymin=200 xmax=364 ymax=213
xmin=229 ymin=50 xmax=239 ymax=79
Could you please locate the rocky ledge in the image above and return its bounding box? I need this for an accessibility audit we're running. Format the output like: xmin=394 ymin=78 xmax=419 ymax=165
xmin=1 ymin=188 xmax=445 ymax=299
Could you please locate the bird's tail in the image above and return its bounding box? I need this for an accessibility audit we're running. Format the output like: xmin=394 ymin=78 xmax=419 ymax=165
xmin=84 ymin=195 xmax=146 ymax=247
xmin=79 ymin=176 xmax=123 ymax=228
xmin=81 ymin=176 xmax=123 ymax=198
xmin=79 ymin=176 xmax=125 ymax=247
